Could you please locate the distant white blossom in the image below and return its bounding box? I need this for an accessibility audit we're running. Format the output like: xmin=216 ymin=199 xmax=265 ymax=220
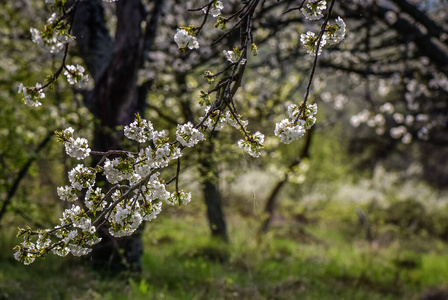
xmin=417 ymin=127 xmax=429 ymax=141
xmin=379 ymin=102 xmax=394 ymax=114
xmin=390 ymin=126 xmax=407 ymax=139
xmin=393 ymin=113 xmax=405 ymax=124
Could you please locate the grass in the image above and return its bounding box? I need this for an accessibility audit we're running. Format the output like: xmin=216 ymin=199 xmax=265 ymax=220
xmin=2 ymin=206 xmax=448 ymax=300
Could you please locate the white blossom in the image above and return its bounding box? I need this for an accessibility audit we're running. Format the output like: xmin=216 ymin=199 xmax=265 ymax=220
xmin=174 ymin=29 xmax=199 ymax=50
xmin=390 ymin=126 xmax=407 ymax=139
xmin=166 ymin=191 xmax=191 ymax=206
xmin=68 ymin=164 xmax=95 ymax=190
xmin=199 ymin=107 xmax=226 ymax=131
xmin=300 ymin=31 xmax=326 ymax=56
xmin=140 ymin=201 xmax=162 ymax=221
xmin=64 ymin=65 xmax=89 ymax=87
xmin=223 ymin=50 xmax=238 ymax=63
xmin=276 ymin=103 xmax=317 ymax=144
xmin=379 ymin=102 xmax=394 ymax=114
xmin=18 ymin=83 xmax=44 ymax=107
xmin=67 ymin=245 xmax=92 ymax=257
xmin=30 ymin=28 xmax=43 ymax=47
xmin=85 ymin=187 xmax=107 ymax=211
xmin=238 ymin=131 xmax=265 ymax=158
xmin=274 ymin=119 xmax=306 ymax=144
xmin=57 ymin=185 xmax=78 ymax=202
xmin=108 ymin=201 xmax=143 ymax=237
xmin=326 ymin=17 xmax=346 ymax=45
xmin=30 ymin=27 xmax=74 ymax=53
xmin=103 ymin=158 xmax=130 ymax=184
xmin=301 ymin=0 xmax=326 ymax=20
xmin=47 ymin=13 xmax=58 ymax=24
xmin=203 ymin=1 xmax=224 ymax=17
xmin=65 ymin=137 xmax=91 ymax=160
xmin=176 ymin=122 xmax=205 ymax=147
xmin=124 ymin=118 xmax=154 ymax=143
xmin=63 ymin=127 xmax=74 ymax=136
xmin=143 ymin=173 xmax=170 ymax=202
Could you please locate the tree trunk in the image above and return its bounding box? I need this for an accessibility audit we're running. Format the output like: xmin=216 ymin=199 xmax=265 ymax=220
xmin=199 ymin=138 xmax=228 ymax=242
xmin=72 ymin=0 xmax=163 ymax=272
xmin=175 ymin=70 xmax=229 ymax=242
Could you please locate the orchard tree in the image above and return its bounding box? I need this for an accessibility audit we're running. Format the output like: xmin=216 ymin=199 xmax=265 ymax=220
xmin=12 ymin=0 xmax=346 ymax=268
xmin=252 ymin=0 xmax=448 ymax=231
xmin=329 ymin=0 xmax=448 ymax=187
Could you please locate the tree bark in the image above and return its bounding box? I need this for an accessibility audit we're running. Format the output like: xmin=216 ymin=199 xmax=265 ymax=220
xmin=176 ymin=71 xmax=229 ymax=242
xmin=199 ymin=138 xmax=228 ymax=242
xmin=72 ymin=0 xmax=163 ymax=272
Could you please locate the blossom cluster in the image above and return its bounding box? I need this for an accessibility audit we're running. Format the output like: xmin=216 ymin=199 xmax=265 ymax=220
xmin=64 ymin=65 xmax=89 ymax=87
xmin=124 ymin=115 xmax=155 ymax=143
xmin=350 ymin=101 xmax=431 ymax=144
xmin=174 ymin=28 xmax=199 ymax=50
xmin=56 ymin=127 xmax=91 ymax=160
xmin=299 ymin=1 xmax=346 ymax=56
xmin=274 ymin=103 xmax=317 ymax=144
xmin=203 ymin=1 xmax=224 ymax=17
xmin=18 ymin=83 xmax=45 ymax=107
xmin=176 ymin=122 xmax=205 ymax=147
xmin=176 ymin=1 xmax=225 ymax=50
xmin=199 ymin=106 xmax=248 ymax=132
xmin=237 ymin=131 xmax=265 ymax=158
xmin=14 ymin=115 xmax=196 ymax=264
xmin=301 ymin=0 xmax=327 ymax=20
xmin=30 ymin=20 xmax=74 ymax=54
xmin=198 ymin=106 xmax=262 ymax=157
xmin=14 ymin=204 xmax=101 ymax=265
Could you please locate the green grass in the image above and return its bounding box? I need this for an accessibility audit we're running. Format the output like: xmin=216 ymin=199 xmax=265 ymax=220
xmin=2 ymin=209 xmax=448 ymax=300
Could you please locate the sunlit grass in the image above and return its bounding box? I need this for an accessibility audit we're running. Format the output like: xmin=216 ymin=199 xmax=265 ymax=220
xmin=1 ymin=199 xmax=448 ymax=299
